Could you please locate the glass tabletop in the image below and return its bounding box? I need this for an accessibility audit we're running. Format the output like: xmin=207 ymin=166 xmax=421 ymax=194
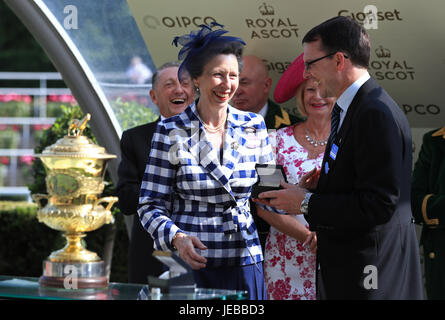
xmin=0 ymin=275 xmax=247 ymax=300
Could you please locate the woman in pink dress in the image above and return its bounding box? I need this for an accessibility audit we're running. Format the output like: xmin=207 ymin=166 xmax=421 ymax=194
xmin=256 ymin=54 xmax=335 ymax=300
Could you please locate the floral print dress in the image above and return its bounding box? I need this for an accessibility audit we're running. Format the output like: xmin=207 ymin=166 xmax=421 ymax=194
xmin=264 ymin=124 xmax=323 ymax=300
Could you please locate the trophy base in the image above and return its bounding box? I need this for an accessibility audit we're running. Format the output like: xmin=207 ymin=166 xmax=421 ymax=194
xmin=39 ymin=260 xmax=108 ymax=289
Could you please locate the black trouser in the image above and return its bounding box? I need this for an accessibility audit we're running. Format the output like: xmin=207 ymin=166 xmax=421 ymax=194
xmin=422 ymin=227 xmax=445 ymax=299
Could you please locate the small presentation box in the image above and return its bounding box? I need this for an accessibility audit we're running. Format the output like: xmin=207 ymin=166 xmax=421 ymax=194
xmin=251 ymin=164 xmax=287 ymax=199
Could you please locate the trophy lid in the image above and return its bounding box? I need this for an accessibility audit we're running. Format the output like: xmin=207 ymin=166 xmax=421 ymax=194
xmin=34 ymin=113 xmax=116 ymax=160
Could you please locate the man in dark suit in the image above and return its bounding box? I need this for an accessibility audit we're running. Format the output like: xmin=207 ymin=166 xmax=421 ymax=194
xmin=233 ymin=55 xmax=302 ymax=130
xmin=116 ymin=61 xmax=194 ymax=284
xmin=256 ymin=16 xmax=423 ymax=299
xmin=232 ymin=55 xmax=302 ymax=250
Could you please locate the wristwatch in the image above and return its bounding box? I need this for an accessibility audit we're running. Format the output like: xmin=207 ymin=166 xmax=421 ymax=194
xmin=300 ymin=192 xmax=313 ymax=215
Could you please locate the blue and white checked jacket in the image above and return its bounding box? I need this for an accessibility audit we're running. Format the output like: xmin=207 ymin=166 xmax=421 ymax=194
xmin=137 ymin=102 xmax=274 ymax=267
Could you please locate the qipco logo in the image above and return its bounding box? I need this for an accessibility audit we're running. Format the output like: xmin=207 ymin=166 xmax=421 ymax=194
xmin=143 ymin=15 xmax=217 ymax=30
xmin=402 ymin=104 xmax=441 ymax=116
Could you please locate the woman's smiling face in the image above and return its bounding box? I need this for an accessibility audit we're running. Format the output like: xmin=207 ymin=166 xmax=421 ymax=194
xmin=194 ymin=54 xmax=239 ymax=109
xmin=303 ymin=78 xmax=335 ymax=117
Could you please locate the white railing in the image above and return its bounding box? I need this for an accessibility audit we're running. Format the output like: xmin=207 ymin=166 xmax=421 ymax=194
xmin=0 ymin=71 xmax=155 ymax=199
xmin=0 ymin=72 xmax=70 ymax=199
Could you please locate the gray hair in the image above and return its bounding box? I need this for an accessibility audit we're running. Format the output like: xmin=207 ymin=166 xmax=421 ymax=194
xmin=151 ymin=61 xmax=182 ymax=89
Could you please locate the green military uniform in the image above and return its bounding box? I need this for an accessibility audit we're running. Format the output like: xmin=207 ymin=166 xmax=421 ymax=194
xmin=263 ymin=99 xmax=302 ymax=131
xmin=254 ymin=99 xmax=303 ymax=251
xmin=411 ymin=126 xmax=445 ymax=299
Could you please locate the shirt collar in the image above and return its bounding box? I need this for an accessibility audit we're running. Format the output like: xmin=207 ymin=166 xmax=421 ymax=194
xmin=257 ymin=102 xmax=268 ymax=118
xmin=336 ymin=71 xmax=370 ymax=112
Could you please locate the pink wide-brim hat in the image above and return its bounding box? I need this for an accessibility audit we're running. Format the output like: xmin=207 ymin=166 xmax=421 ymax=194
xmin=273 ymin=52 xmax=305 ymax=103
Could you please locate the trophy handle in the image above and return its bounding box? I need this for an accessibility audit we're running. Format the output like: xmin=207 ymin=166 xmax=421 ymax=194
xmin=32 ymin=193 xmax=49 ymax=209
xmin=93 ymin=196 xmax=118 ymax=212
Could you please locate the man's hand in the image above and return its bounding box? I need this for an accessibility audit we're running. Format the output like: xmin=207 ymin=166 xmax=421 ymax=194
xmin=253 ymin=180 xmax=308 ymax=215
xmin=172 ymin=233 xmax=207 ymax=270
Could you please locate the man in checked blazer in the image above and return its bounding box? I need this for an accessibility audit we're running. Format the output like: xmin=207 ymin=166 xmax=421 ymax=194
xmin=116 ymin=62 xmax=194 ymax=284
xmin=256 ymin=16 xmax=423 ymax=299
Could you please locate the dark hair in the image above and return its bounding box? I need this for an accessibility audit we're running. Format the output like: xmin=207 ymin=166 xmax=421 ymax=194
xmin=184 ymin=39 xmax=244 ymax=80
xmin=302 ymin=16 xmax=370 ymax=68
xmin=151 ymin=61 xmax=182 ymax=89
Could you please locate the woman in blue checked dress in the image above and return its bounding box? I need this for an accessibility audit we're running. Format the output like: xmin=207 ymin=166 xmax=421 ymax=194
xmin=137 ymin=22 xmax=274 ymax=299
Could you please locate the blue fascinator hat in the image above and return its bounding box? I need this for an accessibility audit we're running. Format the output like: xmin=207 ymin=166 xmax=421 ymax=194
xmin=172 ymin=22 xmax=246 ymax=81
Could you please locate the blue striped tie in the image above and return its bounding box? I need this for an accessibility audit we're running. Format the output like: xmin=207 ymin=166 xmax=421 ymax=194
xmin=329 ymin=103 xmax=342 ymax=146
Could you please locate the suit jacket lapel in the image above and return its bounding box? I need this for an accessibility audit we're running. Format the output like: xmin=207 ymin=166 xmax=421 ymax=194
xmin=198 ymin=131 xmax=230 ymax=188
xmin=222 ymin=106 xmax=250 ymax=174
xmin=317 ymin=78 xmax=375 ymax=191
xmin=183 ymin=104 xmax=240 ymax=197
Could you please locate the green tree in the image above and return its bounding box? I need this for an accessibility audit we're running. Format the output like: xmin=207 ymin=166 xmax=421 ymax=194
xmin=0 ymin=2 xmax=55 ymax=72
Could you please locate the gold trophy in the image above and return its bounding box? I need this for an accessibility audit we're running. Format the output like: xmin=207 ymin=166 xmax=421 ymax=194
xmin=32 ymin=114 xmax=118 ymax=289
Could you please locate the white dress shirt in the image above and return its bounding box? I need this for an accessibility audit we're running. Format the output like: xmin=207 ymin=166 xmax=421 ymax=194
xmin=335 ymin=71 xmax=370 ymax=131
xmin=257 ymin=102 xmax=268 ymax=119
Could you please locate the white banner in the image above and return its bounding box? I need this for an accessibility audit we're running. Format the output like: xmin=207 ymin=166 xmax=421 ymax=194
xmin=127 ymin=0 xmax=445 ymax=128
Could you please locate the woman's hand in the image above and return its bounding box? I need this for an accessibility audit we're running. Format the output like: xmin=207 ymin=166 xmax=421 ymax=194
xmin=172 ymin=233 xmax=208 ymax=270
xmin=298 ymin=167 xmax=320 ymax=190
xmin=303 ymin=231 xmax=317 ymax=254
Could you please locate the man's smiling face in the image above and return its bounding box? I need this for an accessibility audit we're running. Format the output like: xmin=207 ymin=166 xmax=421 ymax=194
xmin=150 ymin=66 xmax=194 ymax=118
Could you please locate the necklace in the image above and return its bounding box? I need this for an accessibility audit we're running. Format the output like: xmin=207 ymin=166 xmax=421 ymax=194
xmin=202 ymin=113 xmax=227 ymax=133
xmin=305 ymin=129 xmax=328 ymax=147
